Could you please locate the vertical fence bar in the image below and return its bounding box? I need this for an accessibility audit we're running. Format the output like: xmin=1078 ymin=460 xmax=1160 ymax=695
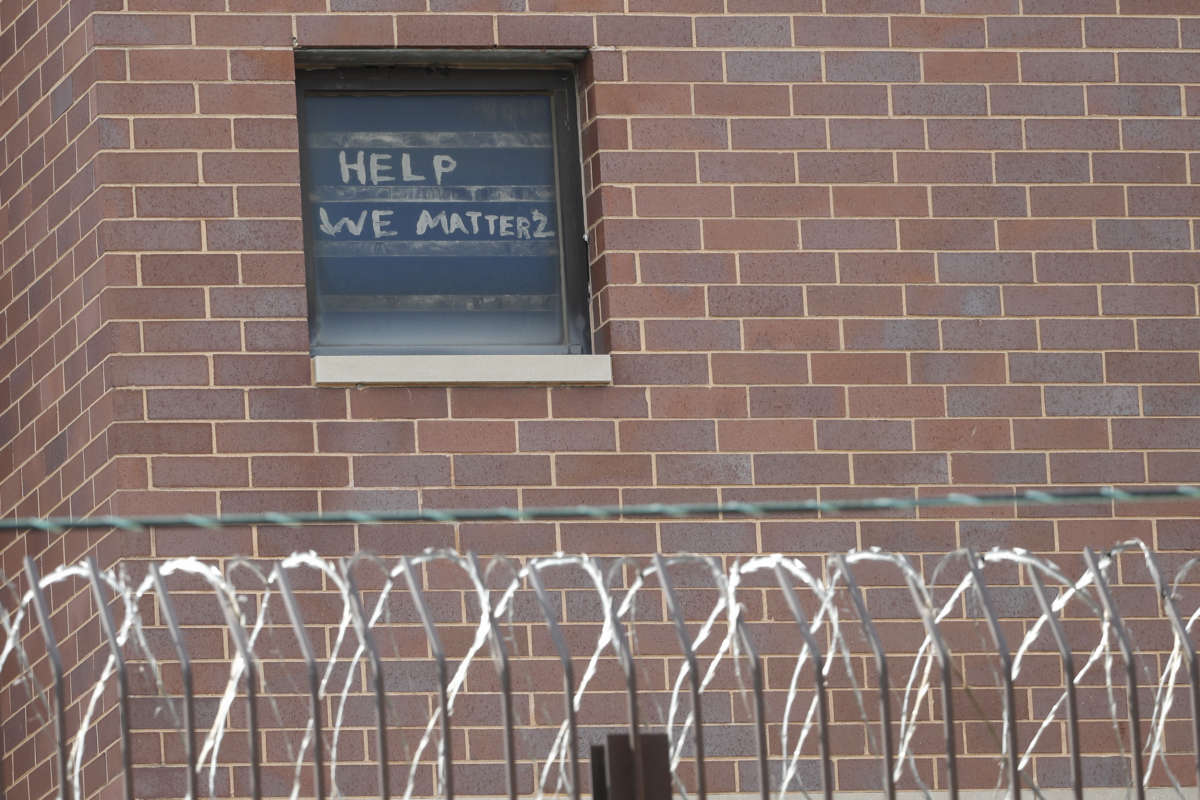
xmin=275 ymin=567 xmax=326 ymax=800
xmin=150 ymin=564 xmax=197 ymax=800
xmin=24 ymin=556 xmax=72 ymax=800
xmin=835 ymin=556 xmax=896 ymax=800
xmin=85 ymin=558 xmax=134 ymax=800
xmin=1027 ymin=568 xmax=1083 ymax=800
xmin=654 ymin=555 xmax=707 ymax=800
xmin=900 ymin=570 xmax=958 ymax=800
xmin=732 ymin=616 xmax=770 ymax=800
xmin=602 ymin=562 xmax=642 ymax=800
xmin=212 ymin=572 xmax=262 ymax=800
xmin=527 ymin=564 xmax=581 ymax=800
xmin=340 ymin=559 xmax=390 ymax=800
xmin=468 ymin=553 xmax=518 ymax=800
xmin=965 ymin=552 xmax=1021 ymax=800
xmin=401 ymin=557 xmax=453 ymax=800
xmin=1084 ymin=548 xmax=1146 ymax=800
xmin=774 ymin=564 xmax=833 ymax=800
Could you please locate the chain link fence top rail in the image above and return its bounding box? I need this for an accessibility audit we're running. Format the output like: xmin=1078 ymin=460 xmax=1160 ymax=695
xmin=2 ymin=486 xmax=1200 ymax=800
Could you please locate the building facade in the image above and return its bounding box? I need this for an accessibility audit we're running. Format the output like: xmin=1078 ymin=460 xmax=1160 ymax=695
xmin=2 ymin=0 xmax=1200 ymax=797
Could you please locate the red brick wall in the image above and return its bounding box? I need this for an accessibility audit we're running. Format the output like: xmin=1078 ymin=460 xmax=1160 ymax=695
xmin=3 ymin=0 xmax=1200 ymax=797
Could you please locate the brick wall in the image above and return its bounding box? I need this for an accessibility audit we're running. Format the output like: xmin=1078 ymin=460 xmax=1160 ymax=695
xmin=3 ymin=0 xmax=1200 ymax=797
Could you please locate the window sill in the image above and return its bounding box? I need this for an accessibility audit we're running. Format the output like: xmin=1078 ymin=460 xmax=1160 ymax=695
xmin=313 ymin=354 xmax=612 ymax=386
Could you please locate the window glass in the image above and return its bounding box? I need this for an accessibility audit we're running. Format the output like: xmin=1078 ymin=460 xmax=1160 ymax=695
xmin=298 ymin=68 xmax=588 ymax=355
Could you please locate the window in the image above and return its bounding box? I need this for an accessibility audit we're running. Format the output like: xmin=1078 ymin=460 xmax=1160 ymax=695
xmin=296 ymin=59 xmax=608 ymax=384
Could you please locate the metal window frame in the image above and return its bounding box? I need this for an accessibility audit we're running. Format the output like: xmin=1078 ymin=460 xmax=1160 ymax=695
xmin=296 ymin=55 xmax=591 ymax=356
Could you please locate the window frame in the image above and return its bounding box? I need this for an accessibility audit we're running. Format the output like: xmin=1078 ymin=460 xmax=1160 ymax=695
xmin=295 ymin=60 xmax=593 ymax=360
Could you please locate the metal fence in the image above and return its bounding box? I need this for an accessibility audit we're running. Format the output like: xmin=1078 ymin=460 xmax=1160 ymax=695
xmin=6 ymin=540 xmax=1200 ymax=800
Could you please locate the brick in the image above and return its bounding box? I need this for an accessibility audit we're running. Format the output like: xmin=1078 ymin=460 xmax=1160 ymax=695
xmin=592 ymin=83 xmax=691 ymax=115
xmin=795 ymin=15 xmax=890 ymax=45
xmin=1036 ymin=252 xmax=1129 ymax=283
xmin=1005 ymin=286 xmax=1099 ymax=317
xmin=817 ymin=420 xmax=912 ymax=451
xmin=1093 ymin=153 xmax=1187 ymax=184
xmin=915 ymin=419 xmax=1010 ymax=450
xmin=252 ymin=456 xmax=348 ymax=487
xmin=651 ymin=387 xmax=746 ymax=418
xmin=626 ymin=51 xmax=721 ymax=82
xmin=833 ymin=187 xmax=927 ymax=218
xmin=700 ymin=152 xmax=795 ymax=183
xmin=129 ymin=50 xmax=227 ymax=81
xmin=203 ymin=153 xmax=300 ymax=183
xmin=1022 ymin=52 xmax=1115 ymax=83
xmin=940 ymin=253 xmax=1033 ymax=283
xmin=417 ymin=421 xmax=514 ymax=453
xmin=908 ymin=286 xmax=1002 ymax=317
xmin=1087 ymin=85 xmax=1181 ymax=116
xmin=195 ymin=14 xmax=292 ymax=45
xmin=996 ymin=152 xmax=1089 ymax=183
xmin=843 ymin=319 xmax=939 ymax=349
xmin=829 ymin=118 xmax=925 ymax=151
xmin=896 ymin=153 xmax=991 ymax=183
xmin=234 ymin=118 xmax=299 ymax=149
xmin=792 ymin=85 xmax=889 ymax=115
xmin=597 ymin=14 xmax=692 ymax=45
xmin=730 ymin=119 xmax=826 ymax=150
xmin=1025 ymin=119 xmax=1119 ymax=151
xmin=136 ymin=187 xmax=233 ymax=218
xmin=110 ymin=422 xmax=213 ymax=455
xmin=658 ymin=454 xmax=752 ymax=484
xmin=1118 ymin=53 xmax=1200 ymax=83
xmin=230 ymin=50 xmax=295 ymax=81
xmin=856 ymin=453 xmax=948 ymax=485
xmin=108 ymin=355 xmax=210 ymax=386
xmin=900 ymin=219 xmax=995 ymax=251
xmin=988 ymin=16 xmax=1082 ymax=47
xmin=1044 ymin=385 xmax=1139 ymax=417
xmin=96 ymin=152 xmax=199 ymax=183
xmin=148 ymin=389 xmax=244 ymax=420
xmin=611 ymin=354 xmax=708 ymax=384
xmin=1040 ymin=319 xmax=1133 ymax=350
xmin=552 ymin=387 xmax=647 ymax=418
xmin=694 ymin=84 xmax=790 ymax=117
xmin=743 ymin=319 xmax=841 ymax=351
xmin=913 ymin=354 xmax=1007 ymax=384
xmin=716 ymin=420 xmax=814 ymax=451
xmin=841 ymin=252 xmax=935 ymax=283
xmin=620 ymin=420 xmax=715 ymax=451
xmin=928 ymin=119 xmax=1021 ymax=151
xmin=601 ymin=219 xmax=700 ymax=251
xmin=1029 ymin=187 xmax=1124 ymax=218
xmin=754 ymin=453 xmax=850 ymax=484
xmin=1147 ymin=452 xmax=1200 ymax=482
xmin=94 ymin=13 xmax=191 ymax=44
xmin=1051 ymin=452 xmax=1143 ymax=484
xmin=826 ymin=51 xmax=920 ymax=82
xmin=1138 ymin=320 xmax=1200 ymax=350
xmin=594 ymin=152 xmax=696 ymax=182
xmin=749 ymin=386 xmax=844 ymax=417
xmin=890 ymin=16 xmax=984 ymax=47
xmin=496 ymin=14 xmax=594 ymax=45
xmin=556 ymin=454 xmax=652 ymax=485
xmin=630 ymin=119 xmax=727 ymax=150
xmin=1134 ymin=254 xmax=1200 ymax=283
xmin=213 ymin=354 xmax=310 ymax=386
xmin=1011 ymin=353 xmax=1104 ymax=383
xmin=725 ymin=51 xmax=821 ymax=82
xmin=952 ymin=453 xmax=1045 ymax=484
xmin=811 ymin=354 xmax=907 ymax=385
xmin=796 ymin=152 xmax=893 ymax=183
xmin=1104 ymin=286 xmax=1195 ymax=317
xmin=1144 ymin=386 xmax=1200 ymax=417
xmin=992 ymin=85 xmax=1086 ymax=116
xmin=708 ymin=286 xmax=804 ymax=318
xmin=1106 ymin=352 xmax=1200 ymax=384
xmin=353 ymin=455 xmax=451 ymax=486
xmin=892 ymin=85 xmax=988 ymax=115
xmin=803 ymin=219 xmax=896 ymax=250
xmin=998 ymin=220 xmax=1094 ymax=251
xmin=808 ymin=285 xmax=903 ymax=316
xmin=931 ymin=187 xmax=1025 ymax=218
xmin=1086 ymin=17 xmax=1178 ymax=47
xmin=199 ymin=84 xmax=296 ymax=116
xmin=734 ymin=186 xmax=828 ymax=218
xmin=250 ymin=389 xmax=345 ymax=420
xmin=924 ymin=52 xmax=1017 ymax=82
xmin=134 ymin=118 xmax=231 ymax=149
xmin=1113 ymin=419 xmax=1200 ymax=449
xmin=644 ymin=319 xmax=740 ymax=350
xmin=848 ymin=386 xmax=944 ymax=418
xmin=144 ymin=321 xmax=241 ymax=352
xmin=1096 ymin=219 xmax=1191 ymax=251
xmin=695 ymin=16 xmax=789 ymax=46
xmin=394 ymin=14 xmax=495 ymax=45
xmin=635 ymin=186 xmax=731 ymax=218
xmin=1123 ymin=120 xmax=1200 ymax=151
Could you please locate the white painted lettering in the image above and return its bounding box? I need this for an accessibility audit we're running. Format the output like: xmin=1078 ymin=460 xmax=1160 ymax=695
xmin=401 ymin=153 xmax=426 ymax=182
xmin=432 ymin=154 xmax=457 ymax=186
xmin=416 ymin=209 xmax=448 ymax=235
xmin=448 ymin=213 xmax=469 ymax=235
xmin=499 ymin=216 xmax=514 ymax=237
xmin=484 ymin=214 xmax=499 ymax=235
xmin=465 ymin=211 xmax=482 ymax=234
xmin=369 ymin=153 xmax=394 ymax=184
xmin=318 ymin=207 xmax=368 ymax=236
xmin=531 ymin=208 xmax=555 ymax=238
xmin=371 ymin=209 xmax=397 ymax=238
xmin=515 ymin=216 xmax=531 ymax=239
xmin=338 ymin=150 xmax=367 ymax=185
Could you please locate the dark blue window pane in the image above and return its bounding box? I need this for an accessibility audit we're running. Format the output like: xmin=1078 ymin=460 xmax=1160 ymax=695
xmin=301 ymin=92 xmax=567 ymax=354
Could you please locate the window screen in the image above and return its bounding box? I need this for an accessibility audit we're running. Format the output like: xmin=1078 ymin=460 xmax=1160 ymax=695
xmin=297 ymin=67 xmax=590 ymax=355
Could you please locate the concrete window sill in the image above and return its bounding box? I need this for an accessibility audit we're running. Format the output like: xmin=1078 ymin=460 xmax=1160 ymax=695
xmin=313 ymin=354 xmax=612 ymax=386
